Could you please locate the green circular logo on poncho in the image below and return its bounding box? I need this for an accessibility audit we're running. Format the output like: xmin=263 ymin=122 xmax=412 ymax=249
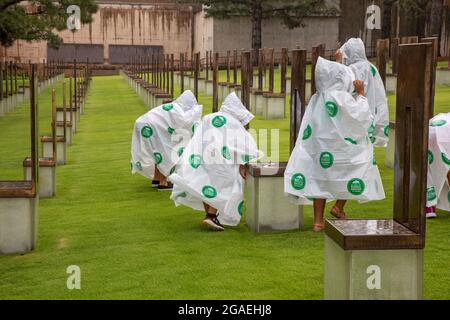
xmin=303 ymin=125 xmax=312 ymax=140
xmin=325 ymin=101 xmax=338 ymax=117
xmin=384 ymin=126 xmax=390 ymax=137
xmin=345 ymin=138 xmax=357 ymax=145
xmin=168 ymin=127 xmax=175 ymax=135
xmin=291 ymin=173 xmax=306 ymax=190
xmin=141 ymin=125 xmax=153 ymax=138
xmin=347 ymin=178 xmax=365 ymax=196
xmin=170 ymin=166 xmax=176 ymax=174
xmin=153 ymin=152 xmax=163 ymax=165
xmin=189 ymin=154 xmax=202 ymax=169
xmin=370 ymin=136 xmax=377 ymax=144
xmin=430 ymin=120 xmax=447 ymax=127
xmin=370 ymin=64 xmax=377 ymax=77
xmin=177 ymin=147 xmax=185 ymax=157
xmin=427 ymin=187 xmax=437 ymax=202
xmin=442 ymin=153 xmax=450 ymax=165
xmin=212 ymin=116 xmax=227 ymax=128
xmin=162 ymin=104 xmax=174 ymax=111
xmin=242 ymin=154 xmax=255 ymax=163
xmin=238 ymin=201 xmax=245 ymax=216
xmin=192 ymin=123 xmax=198 ymax=134
xmin=178 ymin=192 xmax=187 ymax=199
xmin=202 ymin=185 xmax=217 ymax=199
xmin=368 ymin=123 xmax=375 ymax=135
xmin=135 ymin=161 xmax=142 ymax=171
xmin=428 ymin=150 xmax=434 ymax=165
xmin=221 ymin=146 xmax=232 ymax=160
xmin=320 ymin=152 xmax=334 ymax=169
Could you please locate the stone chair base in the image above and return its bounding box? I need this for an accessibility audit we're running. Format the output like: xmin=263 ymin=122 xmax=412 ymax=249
xmin=246 ymin=163 xmax=304 ymax=233
xmin=218 ymin=83 xmax=229 ymax=104
xmin=254 ymin=92 xmax=268 ymax=116
xmin=262 ymin=93 xmax=286 ymax=119
xmin=324 ymin=235 xmax=423 ymax=300
xmin=23 ymin=157 xmax=56 ymax=198
xmin=250 ymin=89 xmax=263 ymax=115
xmin=41 ymin=136 xmax=67 ymax=165
xmin=0 ymin=189 xmax=38 ymax=255
xmin=204 ymin=80 xmax=213 ymax=96
xmin=56 ymin=122 xmax=73 ymax=145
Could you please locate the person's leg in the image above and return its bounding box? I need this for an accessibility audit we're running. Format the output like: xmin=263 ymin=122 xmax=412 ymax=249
xmin=159 ymin=174 xmax=168 ymax=187
xmin=202 ymin=202 xmax=223 ymax=231
xmin=313 ymin=199 xmax=326 ymax=232
xmin=203 ymin=202 xmax=218 ymax=215
xmin=331 ymin=200 xmax=347 ymax=219
xmin=154 ymin=165 xmax=161 ymax=182
xmin=152 ymin=166 xmax=160 ymax=187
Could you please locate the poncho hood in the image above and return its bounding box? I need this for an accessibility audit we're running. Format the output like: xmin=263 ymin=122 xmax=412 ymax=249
xmin=220 ymin=92 xmax=254 ymax=126
xmin=316 ymin=57 xmax=355 ymax=93
xmin=175 ymin=90 xmax=199 ymax=111
xmin=340 ymin=38 xmax=368 ymax=65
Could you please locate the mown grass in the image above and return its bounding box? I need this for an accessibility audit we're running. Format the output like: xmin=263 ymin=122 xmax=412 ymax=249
xmin=0 ymin=75 xmax=449 ymax=300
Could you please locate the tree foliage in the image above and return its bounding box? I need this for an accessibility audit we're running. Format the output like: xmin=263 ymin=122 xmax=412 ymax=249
xmin=0 ymin=0 xmax=98 ymax=48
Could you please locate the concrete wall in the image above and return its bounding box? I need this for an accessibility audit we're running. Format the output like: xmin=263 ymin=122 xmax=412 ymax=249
xmin=193 ymin=10 xmax=214 ymax=59
xmin=1 ymin=3 xmax=193 ymax=63
xmin=60 ymin=4 xmax=193 ymax=63
xmin=211 ymin=15 xmax=340 ymax=56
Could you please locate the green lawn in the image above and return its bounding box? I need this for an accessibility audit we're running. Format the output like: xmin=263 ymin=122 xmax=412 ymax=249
xmin=0 ymin=75 xmax=449 ymax=300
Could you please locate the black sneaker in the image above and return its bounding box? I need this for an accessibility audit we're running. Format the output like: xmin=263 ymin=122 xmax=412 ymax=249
xmin=158 ymin=183 xmax=173 ymax=191
xmin=151 ymin=180 xmax=159 ymax=188
xmin=203 ymin=214 xmax=225 ymax=231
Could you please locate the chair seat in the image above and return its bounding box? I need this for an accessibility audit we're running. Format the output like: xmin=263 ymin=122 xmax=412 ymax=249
xmin=40 ymin=136 xmax=66 ymax=143
xmin=23 ymin=156 xmax=56 ymax=167
xmin=0 ymin=181 xmax=34 ymax=198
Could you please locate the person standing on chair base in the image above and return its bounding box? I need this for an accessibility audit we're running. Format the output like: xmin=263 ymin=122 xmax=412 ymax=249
xmin=284 ymin=58 xmax=385 ymax=232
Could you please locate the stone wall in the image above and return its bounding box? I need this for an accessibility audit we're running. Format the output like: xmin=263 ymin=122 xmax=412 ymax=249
xmin=1 ymin=2 xmax=193 ymax=63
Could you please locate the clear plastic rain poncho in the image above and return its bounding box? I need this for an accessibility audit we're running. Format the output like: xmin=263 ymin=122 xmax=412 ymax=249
xmin=169 ymin=92 xmax=263 ymax=226
xmin=339 ymin=38 xmax=390 ymax=147
xmin=131 ymin=90 xmax=202 ymax=179
xmin=427 ymin=113 xmax=450 ymax=211
xmin=284 ymin=57 xmax=385 ymax=204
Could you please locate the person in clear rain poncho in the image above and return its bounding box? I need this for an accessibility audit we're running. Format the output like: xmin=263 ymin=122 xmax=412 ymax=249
xmin=426 ymin=113 xmax=450 ymax=219
xmin=284 ymin=57 xmax=385 ymax=232
xmin=131 ymin=90 xmax=202 ymax=190
xmin=337 ymin=38 xmax=390 ymax=147
xmin=169 ymin=92 xmax=262 ymax=231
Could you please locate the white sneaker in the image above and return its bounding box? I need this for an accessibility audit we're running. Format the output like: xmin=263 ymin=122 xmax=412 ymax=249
xmin=426 ymin=212 xmax=437 ymax=219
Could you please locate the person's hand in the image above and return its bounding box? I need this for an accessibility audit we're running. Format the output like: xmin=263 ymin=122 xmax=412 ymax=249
xmin=335 ymin=50 xmax=343 ymax=64
xmin=239 ymin=165 xmax=247 ymax=181
xmin=354 ymin=80 xmax=365 ymax=96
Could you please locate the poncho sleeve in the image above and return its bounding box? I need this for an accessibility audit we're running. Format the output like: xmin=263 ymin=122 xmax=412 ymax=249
xmin=330 ymin=92 xmax=373 ymax=138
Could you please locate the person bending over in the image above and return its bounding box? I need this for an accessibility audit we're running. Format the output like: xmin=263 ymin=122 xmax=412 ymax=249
xmin=169 ymin=92 xmax=262 ymax=231
xmin=131 ymin=90 xmax=202 ymax=191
